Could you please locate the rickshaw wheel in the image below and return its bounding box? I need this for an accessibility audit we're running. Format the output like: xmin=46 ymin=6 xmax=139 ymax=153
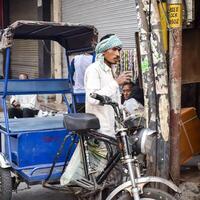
xmin=0 ymin=167 xmax=12 ymax=200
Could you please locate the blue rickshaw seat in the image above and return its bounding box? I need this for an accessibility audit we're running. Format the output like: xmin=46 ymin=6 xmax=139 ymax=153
xmin=0 ymin=116 xmax=65 ymax=133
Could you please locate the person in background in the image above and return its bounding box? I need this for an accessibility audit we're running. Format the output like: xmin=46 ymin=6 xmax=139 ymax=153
xmin=122 ymin=81 xmax=144 ymax=118
xmin=8 ymin=73 xmax=38 ymax=118
xmin=121 ymin=82 xmax=134 ymax=103
xmin=70 ymin=53 xmax=94 ymax=113
xmin=84 ymin=34 xmax=132 ymax=137
xmin=72 ymin=54 xmax=94 ymax=91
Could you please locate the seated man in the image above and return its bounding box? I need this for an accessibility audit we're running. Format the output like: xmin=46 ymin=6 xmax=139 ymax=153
xmin=122 ymin=81 xmax=144 ymax=118
xmin=8 ymin=73 xmax=38 ymax=118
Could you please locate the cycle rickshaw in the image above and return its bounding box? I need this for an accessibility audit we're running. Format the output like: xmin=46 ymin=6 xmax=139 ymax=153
xmin=0 ymin=20 xmax=97 ymax=199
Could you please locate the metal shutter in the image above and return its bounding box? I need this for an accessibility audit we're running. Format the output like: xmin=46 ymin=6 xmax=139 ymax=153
xmin=61 ymin=0 xmax=138 ymax=49
xmin=9 ymin=0 xmax=38 ymax=78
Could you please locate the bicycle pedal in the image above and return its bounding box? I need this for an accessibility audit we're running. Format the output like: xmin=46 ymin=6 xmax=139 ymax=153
xmin=73 ymin=178 xmax=94 ymax=190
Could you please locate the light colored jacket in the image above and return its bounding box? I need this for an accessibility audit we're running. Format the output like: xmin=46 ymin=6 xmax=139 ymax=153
xmin=84 ymin=60 xmax=120 ymax=137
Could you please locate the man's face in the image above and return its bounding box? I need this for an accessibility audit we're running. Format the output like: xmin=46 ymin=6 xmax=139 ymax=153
xmin=122 ymin=84 xmax=132 ymax=100
xmin=19 ymin=74 xmax=28 ymax=80
xmin=103 ymin=47 xmax=121 ymax=66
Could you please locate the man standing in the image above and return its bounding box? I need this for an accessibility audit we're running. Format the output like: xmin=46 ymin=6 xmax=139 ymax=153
xmin=72 ymin=54 xmax=94 ymax=91
xmin=71 ymin=53 xmax=94 ymax=113
xmin=84 ymin=34 xmax=132 ymax=137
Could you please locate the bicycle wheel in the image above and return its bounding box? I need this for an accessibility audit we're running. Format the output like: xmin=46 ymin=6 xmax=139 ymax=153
xmin=114 ymin=187 xmax=177 ymax=200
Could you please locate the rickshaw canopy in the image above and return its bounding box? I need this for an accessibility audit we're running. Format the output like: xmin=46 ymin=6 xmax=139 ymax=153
xmin=0 ymin=20 xmax=98 ymax=53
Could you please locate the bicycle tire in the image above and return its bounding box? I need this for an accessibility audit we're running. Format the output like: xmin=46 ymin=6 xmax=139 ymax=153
xmin=113 ymin=187 xmax=177 ymax=200
xmin=0 ymin=167 xmax=12 ymax=200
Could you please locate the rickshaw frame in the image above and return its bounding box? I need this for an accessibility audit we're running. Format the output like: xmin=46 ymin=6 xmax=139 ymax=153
xmin=0 ymin=20 xmax=97 ymax=190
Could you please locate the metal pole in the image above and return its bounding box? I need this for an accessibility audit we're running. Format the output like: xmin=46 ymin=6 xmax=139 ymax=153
xmin=167 ymin=0 xmax=182 ymax=184
xmin=150 ymin=0 xmax=170 ymax=182
xmin=135 ymin=0 xmax=157 ymax=176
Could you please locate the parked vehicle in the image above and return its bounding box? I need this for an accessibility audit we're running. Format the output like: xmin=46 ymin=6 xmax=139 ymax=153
xmin=0 ymin=20 xmax=181 ymax=200
xmin=63 ymin=93 xmax=181 ymax=200
xmin=0 ymin=20 xmax=97 ymax=200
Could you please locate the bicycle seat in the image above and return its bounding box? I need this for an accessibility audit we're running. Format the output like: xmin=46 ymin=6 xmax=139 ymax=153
xmin=63 ymin=113 xmax=100 ymax=131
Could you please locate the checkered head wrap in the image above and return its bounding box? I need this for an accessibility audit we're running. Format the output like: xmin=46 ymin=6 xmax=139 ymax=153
xmin=95 ymin=35 xmax=122 ymax=61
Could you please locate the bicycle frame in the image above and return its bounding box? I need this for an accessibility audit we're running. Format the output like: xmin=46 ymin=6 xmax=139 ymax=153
xmin=106 ymin=128 xmax=181 ymax=200
xmin=70 ymin=124 xmax=181 ymax=200
xmin=76 ymin=93 xmax=182 ymax=199
xmin=76 ymin=129 xmax=119 ymax=184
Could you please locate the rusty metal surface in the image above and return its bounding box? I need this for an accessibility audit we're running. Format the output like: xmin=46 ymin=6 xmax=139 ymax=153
xmin=169 ymin=20 xmax=182 ymax=183
xmin=170 ymin=111 xmax=181 ymax=183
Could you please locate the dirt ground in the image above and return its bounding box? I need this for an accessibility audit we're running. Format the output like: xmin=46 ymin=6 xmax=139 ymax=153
xmin=179 ymin=182 xmax=200 ymax=200
xmin=179 ymin=160 xmax=200 ymax=200
xmin=12 ymin=184 xmax=77 ymax=200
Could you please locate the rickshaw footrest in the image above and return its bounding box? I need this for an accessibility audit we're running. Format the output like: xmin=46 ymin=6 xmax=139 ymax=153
xmin=73 ymin=178 xmax=94 ymax=190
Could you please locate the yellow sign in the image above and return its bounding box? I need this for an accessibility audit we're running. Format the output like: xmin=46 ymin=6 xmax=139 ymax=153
xmin=169 ymin=4 xmax=182 ymax=28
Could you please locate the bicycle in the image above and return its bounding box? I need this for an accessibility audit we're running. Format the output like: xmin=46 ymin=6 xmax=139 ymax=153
xmin=62 ymin=93 xmax=181 ymax=199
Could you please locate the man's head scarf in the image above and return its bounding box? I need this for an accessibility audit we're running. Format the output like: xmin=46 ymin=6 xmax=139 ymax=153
xmin=95 ymin=35 xmax=122 ymax=62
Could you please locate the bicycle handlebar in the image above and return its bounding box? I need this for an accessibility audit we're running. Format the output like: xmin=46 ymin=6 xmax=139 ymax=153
xmin=90 ymin=93 xmax=123 ymax=125
xmin=90 ymin=93 xmax=115 ymax=105
xmin=90 ymin=93 xmax=106 ymax=103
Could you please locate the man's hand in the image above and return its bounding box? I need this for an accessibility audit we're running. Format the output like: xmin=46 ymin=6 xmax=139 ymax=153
xmin=116 ymin=71 xmax=132 ymax=86
xmin=12 ymin=100 xmax=20 ymax=108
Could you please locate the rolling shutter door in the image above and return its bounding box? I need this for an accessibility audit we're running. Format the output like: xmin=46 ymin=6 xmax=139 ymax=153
xmin=61 ymin=0 xmax=138 ymax=49
xmin=9 ymin=0 xmax=38 ymax=78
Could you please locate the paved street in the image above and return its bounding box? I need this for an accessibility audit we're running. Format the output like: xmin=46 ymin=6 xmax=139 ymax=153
xmin=12 ymin=184 xmax=77 ymax=200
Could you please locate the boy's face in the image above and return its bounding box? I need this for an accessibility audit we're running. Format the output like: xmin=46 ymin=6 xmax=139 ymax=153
xmin=122 ymin=84 xmax=132 ymax=100
xmin=103 ymin=47 xmax=121 ymax=65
